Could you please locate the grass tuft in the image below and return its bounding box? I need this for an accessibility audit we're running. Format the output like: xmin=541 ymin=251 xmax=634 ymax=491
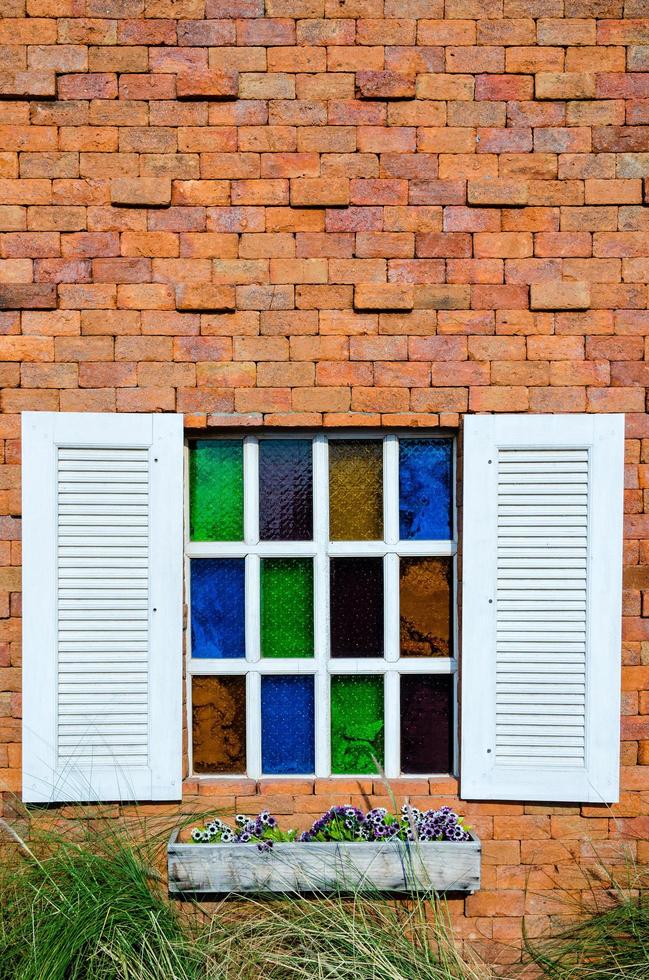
xmin=0 ymin=808 xmax=487 ymax=980
xmin=526 ymin=892 xmax=649 ymax=980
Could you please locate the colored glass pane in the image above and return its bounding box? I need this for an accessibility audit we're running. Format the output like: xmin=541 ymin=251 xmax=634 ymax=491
xmin=190 ymin=559 xmax=245 ymax=659
xmin=330 ymin=557 xmax=383 ymax=658
xmin=399 ymin=438 xmax=452 ymax=540
xmin=189 ymin=440 xmax=243 ymax=542
xmin=329 ymin=439 xmax=383 ymax=540
xmin=400 ymin=675 xmax=453 ymax=774
xmin=192 ymin=676 xmax=246 ymax=774
xmin=331 ymin=675 xmax=384 ymax=775
xmin=261 ymin=675 xmax=315 ymax=775
xmin=259 ymin=439 xmax=313 ymax=541
xmin=261 ymin=558 xmax=314 ymax=658
xmin=400 ymin=557 xmax=452 ymax=658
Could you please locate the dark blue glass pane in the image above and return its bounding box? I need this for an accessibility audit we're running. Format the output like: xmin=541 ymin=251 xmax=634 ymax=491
xmin=190 ymin=559 xmax=245 ymax=659
xmin=399 ymin=438 xmax=452 ymax=541
xmin=261 ymin=675 xmax=315 ymax=774
xmin=259 ymin=439 xmax=313 ymax=541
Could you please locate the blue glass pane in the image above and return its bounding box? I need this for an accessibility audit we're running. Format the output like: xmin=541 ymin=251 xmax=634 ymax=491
xmin=399 ymin=439 xmax=452 ymax=540
xmin=261 ymin=675 xmax=315 ymax=775
xmin=190 ymin=559 xmax=245 ymax=659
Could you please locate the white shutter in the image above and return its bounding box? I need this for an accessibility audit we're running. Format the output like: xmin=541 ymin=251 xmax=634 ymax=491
xmin=461 ymin=414 xmax=624 ymax=803
xmin=22 ymin=412 xmax=183 ymax=803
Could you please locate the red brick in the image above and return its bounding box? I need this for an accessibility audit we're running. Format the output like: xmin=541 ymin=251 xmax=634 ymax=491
xmin=356 ymin=70 xmax=415 ymax=100
xmin=177 ymin=70 xmax=238 ymax=100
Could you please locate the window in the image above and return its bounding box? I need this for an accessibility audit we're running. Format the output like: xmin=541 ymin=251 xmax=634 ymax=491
xmin=186 ymin=433 xmax=456 ymax=780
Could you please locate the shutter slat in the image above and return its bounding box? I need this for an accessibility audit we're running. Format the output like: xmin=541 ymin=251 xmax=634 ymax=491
xmin=56 ymin=445 xmax=152 ymax=774
xmin=462 ymin=414 xmax=623 ymax=803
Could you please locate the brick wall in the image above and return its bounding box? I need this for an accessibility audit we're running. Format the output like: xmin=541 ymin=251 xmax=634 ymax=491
xmin=1 ymin=0 xmax=649 ymax=964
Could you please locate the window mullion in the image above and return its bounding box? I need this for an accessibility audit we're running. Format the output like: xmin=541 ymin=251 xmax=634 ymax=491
xmin=246 ymin=670 xmax=262 ymax=780
xmin=384 ymin=670 xmax=400 ymax=779
xmin=384 ymin=433 xmax=399 ymax=546
xmin=313 ymin=433 xmax=330 ymax=778
xmin=384 ymin=553 xmax=399 ymax=663
xmin=243 ymin=435 xmax=259 ymax=545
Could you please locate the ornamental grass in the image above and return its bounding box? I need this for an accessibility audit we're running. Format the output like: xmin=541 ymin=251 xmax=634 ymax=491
xmin=1 ymin=804 xmax=647 ymax=979
xmin=524 ymin=858 xmax=649 ymax=980
xmin=0 ymin=806 xmax=486 ymax=980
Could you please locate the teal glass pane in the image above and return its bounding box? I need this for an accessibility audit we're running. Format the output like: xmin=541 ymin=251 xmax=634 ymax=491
xmin=189 ymin=440 xmax=243 ymax=541
xmin=331 ymin=675 xmax=384 ymax=775
xmin=261 ymin=558 xmax=314 ymax=658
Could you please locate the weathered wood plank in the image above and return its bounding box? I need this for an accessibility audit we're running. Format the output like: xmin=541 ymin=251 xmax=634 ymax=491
xmin=168 ymin=831 xmax=481 ymax=895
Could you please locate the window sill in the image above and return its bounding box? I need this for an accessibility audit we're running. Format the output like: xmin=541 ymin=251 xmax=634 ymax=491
xmin=168 ymin=830 xmax=481 ymax=896
xmin=182 ymin=776 xmax=460 ymax=797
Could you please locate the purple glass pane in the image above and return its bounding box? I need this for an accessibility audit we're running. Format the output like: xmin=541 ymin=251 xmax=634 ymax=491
xmin=400 ymin=674 xmax=453 ymax=774
xmin=330 ymin=557 xmax=383 ymax=658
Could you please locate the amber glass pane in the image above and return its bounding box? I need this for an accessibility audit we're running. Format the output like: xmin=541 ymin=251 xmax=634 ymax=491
xmin=192 ymin=676 xmax=246 ymax=774
xmin=400 ymin=675 xmax=452 ymax=774
xmin=330 ymin=557 xmax=383 ymax=658
xmin=400 ymin=557 xmax=452 ymax=657
xmin=329 ymin=440 xmax=383 ymax=541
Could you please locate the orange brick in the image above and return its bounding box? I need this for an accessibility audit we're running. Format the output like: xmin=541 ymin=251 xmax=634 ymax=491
xmin=354 ymin=283 xmax=413 ymax=311
xmin=175 ymin=285 xmax=236 ymax=312
xmin=110 ymin=177 xmax=171 ymax=207
xmin=290 ymin=177 xmax=350 ymax=207
xmin=468 ymin=179 xmax=529 ymax=207
xmin=530 ymin=282 xmax=591 ymax=311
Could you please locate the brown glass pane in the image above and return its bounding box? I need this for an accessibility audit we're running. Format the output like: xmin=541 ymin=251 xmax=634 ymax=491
xmin=330 ymin=557 xmax=383 ymax=658
xmin=400 ymin=557 xmax=452 ymax=658
xmin=400 ymin=675 xmax=452 ymax=774
xmin=192 ymin=676 xmax=246 ymax=774
xmin=329 ymin=440 xmax=383 ymax=541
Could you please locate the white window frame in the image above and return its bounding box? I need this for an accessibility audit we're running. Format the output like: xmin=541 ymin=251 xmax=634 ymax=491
xmin=185 ymin=431 xmax=457 ymax=780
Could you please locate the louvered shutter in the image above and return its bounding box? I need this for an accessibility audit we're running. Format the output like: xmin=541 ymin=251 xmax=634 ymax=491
xmin=22 ymin=412 xmax=183 ymax=803
xmin=461 ymin=414 xmax=624 ymax=803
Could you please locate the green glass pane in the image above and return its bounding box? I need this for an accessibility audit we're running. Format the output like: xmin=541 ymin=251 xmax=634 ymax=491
xmin=189 ymin=440 xmax=243 ymax=541
xmin=261 ymin=558 xmax=314 ymax=659
xmin=331 ymin=675 xmax=384 ymax=775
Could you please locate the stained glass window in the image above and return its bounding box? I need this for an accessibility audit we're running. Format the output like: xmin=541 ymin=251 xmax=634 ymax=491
xmin=400 ymin=675 xmax=453 ymax=774
xmin=259 ymin=439 xmax=313 ymax=541
xmin=400 ymin=557 xmax=452 ymax=658
xmin=262 ymin=676 xmax=315 ymax=774
xmin=189 ymin=440 xmax=243 ymax=541
xmin=399 ymin=438 xmax=452 ymax=540
xmin=190 ymin=559 xmax=245 ymax=659
xmin=261 ymin=558 xmax=314 ymax=658
xmin=192 ymin=676 xmax=246 ymax=774
xmin=329 ymin=439 xmax=383 ymax=540
xmin=187 ymin=435 xmax=455 ymax=778
xmin=330 ymin=557 xmax=383 ymax=658
xmin=331 ymin=675 xmax=384 ymax=775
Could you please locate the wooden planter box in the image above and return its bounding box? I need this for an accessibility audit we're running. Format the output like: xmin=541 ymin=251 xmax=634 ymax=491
xmin=168 ymin=830 xmax=481 ymax=896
